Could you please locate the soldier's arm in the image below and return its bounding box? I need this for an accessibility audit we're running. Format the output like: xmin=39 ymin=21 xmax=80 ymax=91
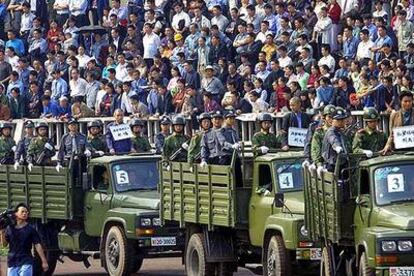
xmin=143 ymin=137 xmax=151 ymax=152
xmin=352 ymin=132 xmax=364 ymax=154
xmin=200 ymin=134 xmax=209 ymax=163
xmin=310 ymin=132 xmax=323 ymax=165
xmin=251 ymin=134 xmax=262 ymax=156
xmin=187 ymin=136 xmax=198 ymax=164
xmin=14 ymin=140 xmax=23 ymax=162
xmin=45 ymin=139 xmax=56 ymax=158
xmin=26 ymin=141 xmax=35 ymax=164
xmin=154 ymin=135 xmax=163 ymax=154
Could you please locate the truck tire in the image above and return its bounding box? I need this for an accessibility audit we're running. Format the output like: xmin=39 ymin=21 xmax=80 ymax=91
xmin=185 ymin=233 xmax=215 ymax=276
xmin=131 ymin=257 xmax=143 ymax=273
xmin=263 ymin=235 xmax=291 ymax=276
xmin=320 ymin=247 xmax=333 ymax=276
xmin=104 ymin=226 xmax=135 ymax=276
xmin=33 ymin=248 xmax=59 ymax=276
xmin=358 ymin=252 xmax=374 ymax=276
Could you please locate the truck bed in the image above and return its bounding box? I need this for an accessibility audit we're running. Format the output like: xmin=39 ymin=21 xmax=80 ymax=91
xmin=161 ymin=162 xmax=250 ymax=230
xmin=0 ymin=165 xmax=77 ymax=222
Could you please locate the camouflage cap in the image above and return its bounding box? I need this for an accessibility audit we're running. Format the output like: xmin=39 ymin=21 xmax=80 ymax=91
xmin=363 ymin=107 xmax=380 ymax=121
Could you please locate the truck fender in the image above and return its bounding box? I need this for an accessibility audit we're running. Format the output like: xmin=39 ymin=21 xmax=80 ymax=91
xmin=355 ymin=232 xmax=375 ymax=268
xmin=202 ymin=228 xmax=236 ymax=263
xmin=100 ymin=217 xmax=128 ymax=238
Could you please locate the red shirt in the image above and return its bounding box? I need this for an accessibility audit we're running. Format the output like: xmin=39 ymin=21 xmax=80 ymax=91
xmin=275 ymin=86 xmax=289 ymax=112
xmin=47 ymin=28 xmax=61 ymax=50
xmin=328 ymin=3 xmax=341 ymax=24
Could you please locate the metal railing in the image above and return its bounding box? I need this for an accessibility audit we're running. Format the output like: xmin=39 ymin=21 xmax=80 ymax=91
xmin=8 ymin=111 xmax=391 ymax=147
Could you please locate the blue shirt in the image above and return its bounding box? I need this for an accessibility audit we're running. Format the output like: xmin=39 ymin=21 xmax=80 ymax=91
xmin=342 ymin=36 xmax=359 ymax=59
xmin=316 ymin=85 xmax=334 ymax=105
xmin=41 ymin=101 xmax=59 ymax=117
xmin=334 ymin=68 xmax=349 ymax=80
xmin=55 ymin=104 xmax=71 ymax=118
xmin=7 ymin=80 xmax=24 ymax=98
xmin=51 ymin=78 xmax=69 ymax=101
xmin=5 ymin=39 xmax=25 ymax=56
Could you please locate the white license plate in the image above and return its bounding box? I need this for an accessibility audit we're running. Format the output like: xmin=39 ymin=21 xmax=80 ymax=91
xmin=310 ymin=248 xmax=322 ymax=260
xmin=390 ymin=267 xmax=414 ymax=276
xmin=151 ymin=237 xmax=176 ymax=247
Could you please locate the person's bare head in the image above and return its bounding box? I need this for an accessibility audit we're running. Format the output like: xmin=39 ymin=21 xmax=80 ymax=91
xmin=114 ymin=109 xmax=124 ymax=123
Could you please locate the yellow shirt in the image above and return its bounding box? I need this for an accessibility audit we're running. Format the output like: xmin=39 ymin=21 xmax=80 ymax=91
xmin=262 ymin=44 xmax=277 ymax=62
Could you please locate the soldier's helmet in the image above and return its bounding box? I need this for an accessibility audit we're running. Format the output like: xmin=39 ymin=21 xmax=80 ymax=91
xmin=24 ymin=120 xmax=35 ymax=128
xmin=160 ymin=116 xmax=172 ymax=125
xmin=35 ymin=122 xmax=49 ymax=129
xmin=211 ymin=110 xmax=224 ymax=119
xmin=0 ymin=122 xmax=13 ymax=130
xmin=129 ymin=119 xmax=145 ymax=128
xmin=363 ymin=107 xmax=380 ymax=121
xmin=88 ymin=120 xmax=103 ymax=129
xmin=225 ymin=109 xmax=237 ymax=118
xmin=67 ymin=118 xmax=78 ymax=125
xmin=198 ymin=113 xmax=212 ymax=122
xmin=332 ymin=107 xmax=350 ymax=120
xmin=172 ymin=116 xmax=186 ymax=126
xmin=257 ymin=113 xmax=273 ymax=122
xmin=323 ymin=104 xmax=336 ymax=117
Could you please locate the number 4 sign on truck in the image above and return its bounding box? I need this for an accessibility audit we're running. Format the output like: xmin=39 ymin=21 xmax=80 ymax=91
xmin=109 ymin=123 xmax=134 ymax=141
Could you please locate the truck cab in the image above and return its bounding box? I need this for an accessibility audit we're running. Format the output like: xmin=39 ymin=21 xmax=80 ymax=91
xmin=249 ymin=151 xmax=320 ymax=275
xmin=354 ymin=154 xmax=414 ymax=275
xmin=0 ymin=154 xmax=183 ymax=276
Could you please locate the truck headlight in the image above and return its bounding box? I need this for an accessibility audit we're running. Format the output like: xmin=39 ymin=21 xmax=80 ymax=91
xmin=153 ymin=218 xmax=161 ymax=226
xmin=300 ymin=225 xmax=309 ymax=237
xmin=140 ymin=218 xmax=152 ymax=227
xmin=381 ymin=241 xmax=397 ymax=252
xmin=398 ymin=241 xmax=412 ymax=252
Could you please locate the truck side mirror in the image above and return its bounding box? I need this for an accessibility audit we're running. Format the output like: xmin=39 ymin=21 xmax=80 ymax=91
xmin=274 ymin=193 xmax=284 ymax=208
xmin=82 ymin=172 xmax=91 ymax=191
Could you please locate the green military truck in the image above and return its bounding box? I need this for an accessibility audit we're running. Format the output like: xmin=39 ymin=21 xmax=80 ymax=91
xmin=0 ymin=154 xmax=183 ymax=276
xmin=305 ymin=153 xmax=414 ymax=276
xmin=160 ymin=150 xmax=321 ymax=275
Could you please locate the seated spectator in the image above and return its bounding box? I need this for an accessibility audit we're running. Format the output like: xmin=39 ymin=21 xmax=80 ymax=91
xmin=8 ymin=87 xmax=27 ymax=119
xmin=55 ymin=96 xmax=71 ymax=120
xmin=71 ymin=96 xmax=94 ymax=119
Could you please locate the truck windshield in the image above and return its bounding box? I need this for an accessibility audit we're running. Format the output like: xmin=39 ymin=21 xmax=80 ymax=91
xmin=111 ymin=161 xmax=158 ymax=192
xmin=275 ymin=160 xmax=304 ymax=192
xmin=374 ymin=164 xmax=414 ymax=205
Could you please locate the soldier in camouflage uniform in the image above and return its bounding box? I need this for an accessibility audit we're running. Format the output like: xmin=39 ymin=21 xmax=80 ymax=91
xmin=187 ymin=113 xmax=211 ymax=166
xmin=352 ymin=107 xmax=387 ymax=157
xmin=252 ymin=113 xmax=283 ymax=156
xmin=0 ymin=123 xmax=16 ymax=164
xmin=155 ymin=116 xmax=171 ymax=154
xmin=163 ymin=116 xmax=190 ymax=162
xmin=130 ymin=119 xmax=151 ymax=152
xmin=14 ymin=120 xmax=35 ymax=169
xmin=27 ymin=122 xmax=56 ymax=169
xmin=321 ymin=107 xmax=353 ymax=173
xmin=87 ymin=120 xmax=107 ymax=155
xmin=310 ymin=104 xmax=336 ymax=169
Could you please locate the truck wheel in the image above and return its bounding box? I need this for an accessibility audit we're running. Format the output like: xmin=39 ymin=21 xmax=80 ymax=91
xmin=217 ymin=262 xmax=234 ymax=276
xmin=320 ymin=247 xmax=333 ymax=276
xmin=358 ymin=252 xmax=374 ymax=276
xmin=185 ymin=233 xmax=215 ymax=276
xmin=131 ymin=258 xmax=143 ymax=273
xmin=104 ymin=226 xmax=134 ymax=276
xmin=33 ymin=223 xmax=60 ymax=276
xmin=33 ymin=248 xmax=59 ymax=276
xmin=263 ymin=235 xmax=291 ymax=276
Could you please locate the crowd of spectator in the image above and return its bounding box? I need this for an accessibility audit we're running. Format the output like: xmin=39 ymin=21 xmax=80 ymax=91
xmin=0 ymin=0 xmax=413 ymax=131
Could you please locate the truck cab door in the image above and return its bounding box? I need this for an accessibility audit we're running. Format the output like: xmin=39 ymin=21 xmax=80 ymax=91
xmin=248 ymin=163 xmax=274 ymax=246
xmin=353 ymin=168 xmax=372 ymax=239
xmin=84 ymin=165 xmax=112 ymax=237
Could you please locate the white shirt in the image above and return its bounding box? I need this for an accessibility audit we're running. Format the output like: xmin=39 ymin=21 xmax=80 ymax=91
xmin=171 ymin=11 xmax=191 ymax=30
xmin=54 ymin=0 xmax=69 ymax=14
xmin=356 ymin=40 xmax=375 ymax=61
xmin=69 ymin=77 xmax=88 ymax=97
xmin=115 ymin=63 xmax=128 ymax=81
xmin=6 ymin=56 xmax=19 ymax=72
xmin=339 ymin=0 xmax=358 ymax=16
xmin=95 ymin=89 xmax=106 ymax=111
xmin=68 ymin=0 xmax=88 ymax=16
xmin=20 ymin=12 xmax=35 ymax=32
xmin=278 ymin=56 xmax=293 ymax=68
xmin=76 ymin=54 xmax=91 ymax=68
xmin=255 ymin=31 xmax=272 ymax=43
xmin=109 ymin=6 xmax=128 ymax=21
xmin=211 ymin=15 xmax=229 ymax=32
xmin=250 ymin=98 xmax=269 ymax=113
xmin=318 ymin=55 xmax=336 ymax=73
xmin=143 ymin=32 xmax=161 ymax=59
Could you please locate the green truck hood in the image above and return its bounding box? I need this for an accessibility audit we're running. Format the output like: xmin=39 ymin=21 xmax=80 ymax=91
xmin=284 ymin=194 xmax=305 ymax=215
xmin=115 ymin=190 xmax=160 ymax=210
xmin=376 ymin=204 xmax=414 ymax=230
